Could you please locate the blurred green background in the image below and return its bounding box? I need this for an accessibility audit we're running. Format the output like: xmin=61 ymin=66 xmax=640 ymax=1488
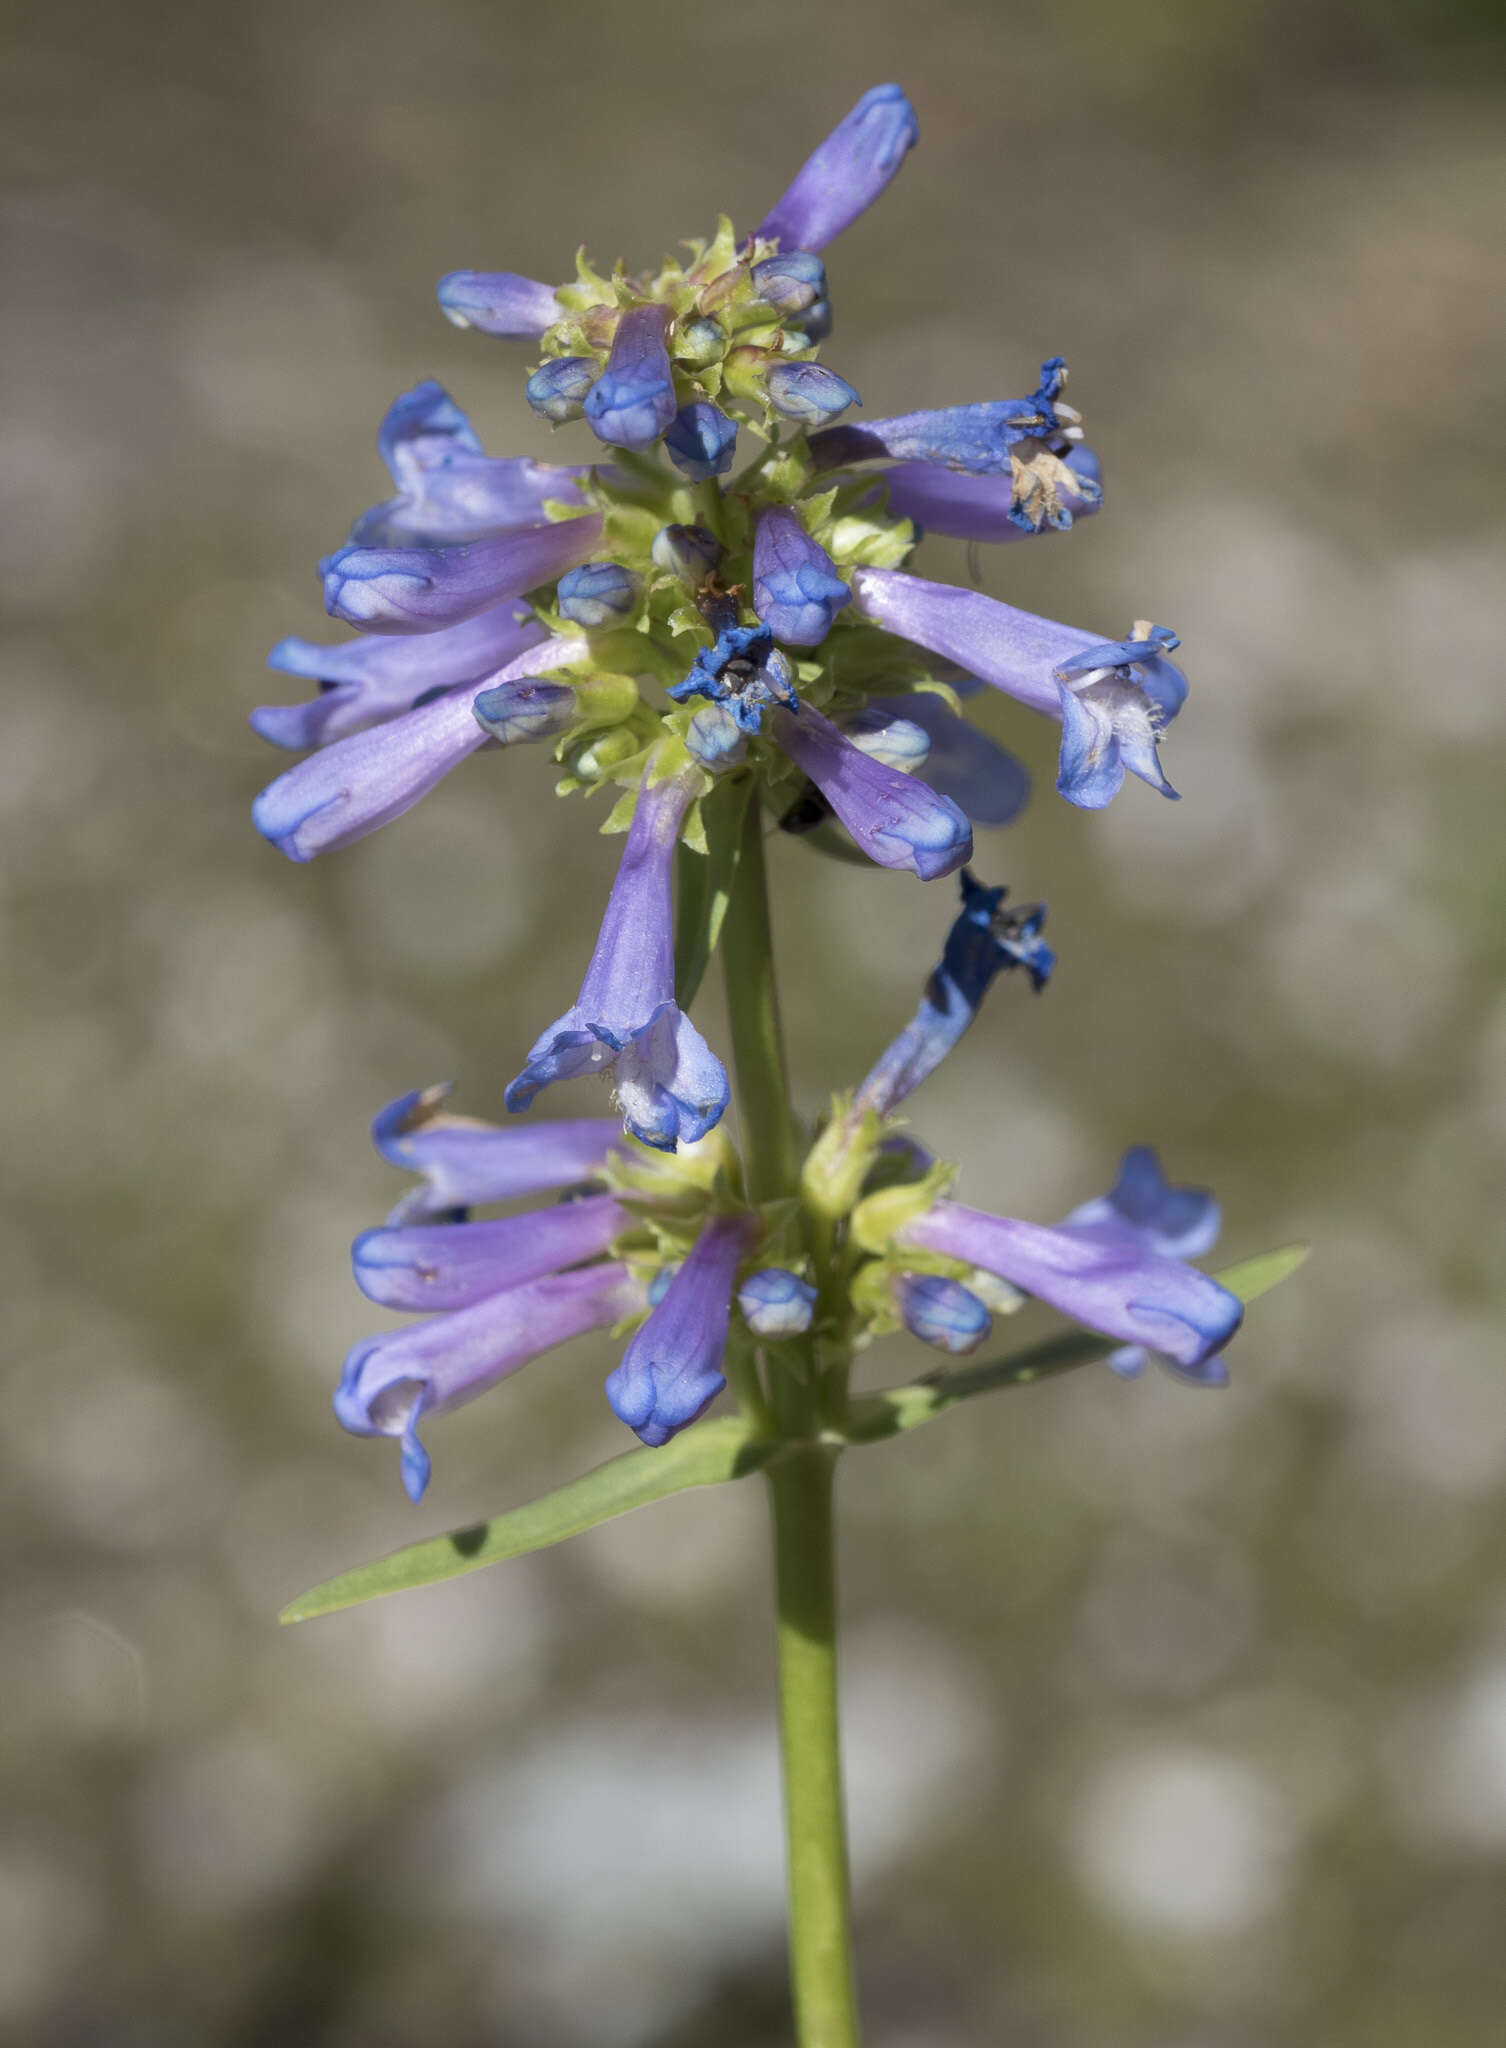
xmin=3 ymin=0 xmax=1505 ymax=2041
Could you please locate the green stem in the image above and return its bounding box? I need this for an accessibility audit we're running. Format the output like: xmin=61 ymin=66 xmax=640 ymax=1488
xmin=722 ymin=1333 xmax=775 ymax=1439
xmin=768 ymin=1446 xmax=860 ymax=2047
xmin=720 ymin=792 xmax=800 ymax=1207
xmin=718 ymin=802 xmax=860 ymax=2043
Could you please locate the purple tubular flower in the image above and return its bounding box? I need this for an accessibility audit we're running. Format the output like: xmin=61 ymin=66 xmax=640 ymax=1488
xmin=526 ymin=358 xmax=597 ymax=425
xmin=897 ymin=1199 xmax=1243 ymax=1376
xmin=752 ymin=508 xmax=852 ymax=647
xmin=771 ymin=704 xmax=972 ymax=881
xmin=505 ymin=765 xmax=730 ymax=1150
xmin=251 ymin=637 xmax=585 ymax=861
xmin=347 ymin=381 xmax=586 ymax=548
xmin=372 ymin=1084 xmax=621 ymax=1223
xmin=863 ymin=694 xmax=1031 ymax=827
xmin=335 ymin=1261 xmax=643 ymax=1501
xmin=765 ymin=361 xmax=861 ymax=426
xmin=321 ymin=515 xmax=604 ymax=633
xmin=756 ymin=84 xmax=919 ymax=254
xmin=1058 ymin=1150 xmax=1224 ymax=1385
xmin=436 ymin=271 xmax=560 ymax=338
xmin=583 ymin=305 xmax=677 ymax=451
xmin=879 ymin=445 xmax=1102 ymax=542
xmin=353 ymin=1191 xmax=628 ymax=1311
xmin=663 ymin=401 xmax=739 ymax=482
xmin=254 ymin=601 xmax=543 ymax=751
xmin=738 ymin=1268 xmax=817 ymax=1338
xmin=854 ymin=869 xmax=1052 ymax=1116
xmin=851 ymin=570 xmax=1089 ymax=715
xmin=1054 ymin=626 xmax=1186 ymax=809
xmin=895 ymin=1272 xmax=992 ymax=1355
xmin=1062 ymin=1145 xmax=1221 ymax=1262
xmin=851 ymin=570 xmax=1186 ymax=809
xmin=605 ymin=1213 xmax=756 ymax=1446
xmin=807 ymin=359 xmax=1086 ymax=481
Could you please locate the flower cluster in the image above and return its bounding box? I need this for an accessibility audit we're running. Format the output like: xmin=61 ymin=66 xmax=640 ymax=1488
xmin=334 ymin=876 xmax=1240 ymax=1499
xmin=250 ymin=86 xmax=1239 ymax=1502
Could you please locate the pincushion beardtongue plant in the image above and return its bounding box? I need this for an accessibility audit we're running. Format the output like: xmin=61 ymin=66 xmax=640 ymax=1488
xmin=259 ymin=83 xmax=1305 ymax=2048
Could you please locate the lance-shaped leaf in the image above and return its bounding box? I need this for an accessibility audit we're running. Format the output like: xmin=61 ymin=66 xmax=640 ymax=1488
xmin=846 ymin=1244 xmax=1308 ymax=1445
xmin=281 ymin=1416 xmax=775 ymax=1623
xmin=673 ymin=777 xmax=753 ymax=1008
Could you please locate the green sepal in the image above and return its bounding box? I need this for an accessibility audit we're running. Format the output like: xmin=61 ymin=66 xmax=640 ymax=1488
xmin=800 ymin=1095 xmax=885 ymax=1223
xmin=850 ymin=1165 xmax=958 ymax=1254
xmin=557 ymin=670 xmax=640 ymax=736
xmin=602 ymin=500 xmax=666 ymax=562
xmin=279 ymin=1418 xmax=777 ymax=1624
xmin=600 ymin=785 xmax=640 ymax=835
xmin=756 ymin=439 xmax=818 ymax=505
xmin=824 ymin=509 xmax=917 ymax=571
xmin=604 ymin=1124 xmax=740 ymax=1211
xmin=674 ymin=776 xmax=754 ymax=1008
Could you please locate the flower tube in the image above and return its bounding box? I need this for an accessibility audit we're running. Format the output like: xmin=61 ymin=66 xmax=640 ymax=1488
xmin=605 ymin=1212 xmax=757 ymax=1446
xmin=347 ymin=380 xmax=585 ymax=547
xmin=436 ymin=271 xmax=561 ymax=338
xmin=371 ymin=1084 xmax=621 ymax=1223
xmin=254 ymin=600 xmax=543 ymax=751
xmin=851 ymin=570 xmax=1186 ymax=808
xmin=756 ymin=83 xmax=919 ymax=253
xmin=854 ymin=870 xmax=1052 ymax=1116
xmin=353 ymin=1191 xmax=629 ymax=1311
xmin=321 ymin=514 xmax=603 ymax=633
xmin=896 ymin=1200 xmax=1242 ymax=1375
xmin=335 ymin=1262 xmax=643 ymax=1500
xmin=506 ymin=762 xmax=730 ymax=1149
xmin=808 ymin=360 xmax=1078 ymax=476
xmin=252 ymin=637 xmax=585 ymax=861
xmin=771 ymin=705 xmax=971 ymax=880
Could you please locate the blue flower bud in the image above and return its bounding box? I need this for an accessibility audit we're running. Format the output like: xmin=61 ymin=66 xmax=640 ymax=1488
xmin=651 ymin=523 xmax=722 ymax=587
xmin=799 ymin=299 xmax=833 ymax=343
xmin=766 ymin=361 xmax=860 ymax=425
xmin=583 ymin=304 xmax=677 ymax=451
xmin=685 ymin=703 xmax=747 ymax=770
xmin=472 ymin=678 xmax=577 ymax=744
xmin=526 ymin=357 xmax=597 ymax=424
xmin=677 ymin=317 xmax=726 ymax=367
xmin=663 ymin=402 xmax=739 ymax=482
xmin=738 ymin=1268 xmax=817 ymax=1338
xmin=895 ymin=1272 xmax=991 ymax=1355
xmin=750 ymin=251 xmax=827 ymax=315
xmin=556 ymin=561 xmax=640 ymax=627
